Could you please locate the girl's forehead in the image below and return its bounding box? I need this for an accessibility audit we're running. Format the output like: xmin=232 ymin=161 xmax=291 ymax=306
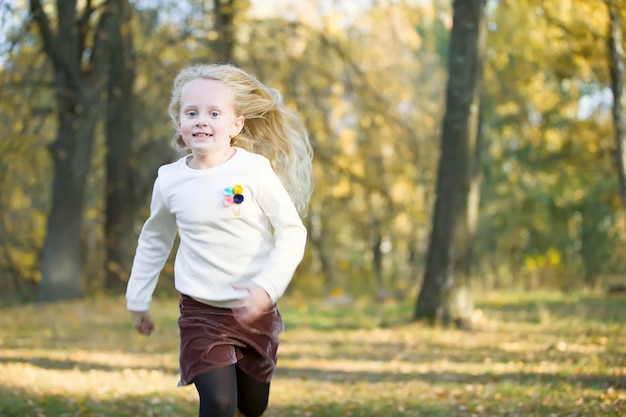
xmin=183 ymin=78 xmax=229 ymax=93
xmin=181 ymin=78 xmax=235 ymax=107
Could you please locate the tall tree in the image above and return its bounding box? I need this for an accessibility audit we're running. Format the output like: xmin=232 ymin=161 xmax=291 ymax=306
xmin=211 ymin=0 xmax=250 ymax=62
xmin=414 ymin=0 xmax=487 ymax=327
xmin=29 ymin=0 xmax=108 ymax=301
xmin=212 ymin=0 xmax=238 ymax=62
xmin=102 ymin=0 xmax=138 ymax=291
xmin=606 ymin=0 xmax=626 ymax=206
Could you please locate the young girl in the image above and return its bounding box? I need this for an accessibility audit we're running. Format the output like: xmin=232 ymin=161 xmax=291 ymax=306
xmin=125 ymin=63 xmax=313 ymax=417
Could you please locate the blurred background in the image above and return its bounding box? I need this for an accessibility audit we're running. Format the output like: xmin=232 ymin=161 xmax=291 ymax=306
xmin=1 ymin=0 xmax=625 ymax=318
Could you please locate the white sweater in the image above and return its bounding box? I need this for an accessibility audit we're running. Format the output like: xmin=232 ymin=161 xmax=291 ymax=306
xmin=126 ymin=148 xmax=307 ymax=311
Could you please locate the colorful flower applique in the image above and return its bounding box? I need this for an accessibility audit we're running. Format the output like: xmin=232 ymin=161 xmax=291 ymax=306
xmin=224 ymin=184 xmax=244 ymax=216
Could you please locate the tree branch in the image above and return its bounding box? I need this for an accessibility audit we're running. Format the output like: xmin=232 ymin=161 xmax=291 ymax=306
xmin=29 ymin=0 xmax=59 ymax=65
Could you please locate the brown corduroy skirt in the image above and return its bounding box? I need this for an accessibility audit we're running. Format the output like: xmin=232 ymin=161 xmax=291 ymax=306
xmin=177 ymin=294 xmax=284 ymax=387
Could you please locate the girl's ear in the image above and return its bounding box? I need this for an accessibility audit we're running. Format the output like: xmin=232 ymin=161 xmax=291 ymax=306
xmin=233 ymin=115 xmax=245 ymax=136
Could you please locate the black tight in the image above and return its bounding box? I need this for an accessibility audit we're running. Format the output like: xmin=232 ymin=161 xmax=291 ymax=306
xmin=193 ymin=365 xmax=270 ymax=417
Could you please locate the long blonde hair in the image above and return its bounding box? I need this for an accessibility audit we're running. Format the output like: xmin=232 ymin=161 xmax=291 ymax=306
xmin=168 ymin=63 xmax=313 ymax=215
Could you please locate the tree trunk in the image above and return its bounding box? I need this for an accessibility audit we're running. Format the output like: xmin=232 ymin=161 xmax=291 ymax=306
xmin=460 ymin=101 xmax=484 ymax=277
xmin=606 ymin=0 xmax=626 ymax=206
xmin=372 ymin=214 xmax=384 ymax=291
xmin=39 ymin=113 xmax=98 ymax=301
xmin=414 ymin=0 xmax=486 ymax=328
xmin=102 ymin=0 xmax=138 ymax=292
xmin=306 ymin=205 xmax=337 ymax=291
xmin=30 ymin=0 xmax=105 ymax=301
xmin=213 ymin=0 xmax=236 ymax=62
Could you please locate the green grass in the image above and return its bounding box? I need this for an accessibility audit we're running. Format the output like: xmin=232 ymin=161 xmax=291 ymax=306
xmin=0 ymin=291 xmax=624 ymax=416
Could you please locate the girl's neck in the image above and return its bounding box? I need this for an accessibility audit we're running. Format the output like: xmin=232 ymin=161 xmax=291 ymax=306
xmin=188 ymin=147 xmax=234 ymax=170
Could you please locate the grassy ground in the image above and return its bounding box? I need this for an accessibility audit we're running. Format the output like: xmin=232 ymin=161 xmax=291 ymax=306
xmin=0 ymin=291 xmax=624 ymax=417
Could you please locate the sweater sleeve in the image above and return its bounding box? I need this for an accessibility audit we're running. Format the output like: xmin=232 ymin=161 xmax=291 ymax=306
xmin=249 ymin=158 xmax=307 ymax=302
xmin=125 ymin=176 xmax=177 ymax=311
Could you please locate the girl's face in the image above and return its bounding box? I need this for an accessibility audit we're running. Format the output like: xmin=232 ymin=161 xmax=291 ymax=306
xmin=177 ymin=78 xmax=244 ymax=157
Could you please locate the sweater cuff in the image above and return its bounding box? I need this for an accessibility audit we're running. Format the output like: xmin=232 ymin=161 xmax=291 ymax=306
xmin=251 ymin=278 xmax=279 ymax=303
xmin=127 ymin=299 xmax=151 ymax=312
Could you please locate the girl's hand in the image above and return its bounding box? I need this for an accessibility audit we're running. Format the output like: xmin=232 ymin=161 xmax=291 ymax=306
xmin=129 ymin=310 xmax=155 ymax=336
xmin=232 ymin=284 xmax=273 ymax=324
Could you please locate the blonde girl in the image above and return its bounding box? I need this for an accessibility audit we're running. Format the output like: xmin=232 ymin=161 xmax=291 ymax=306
xmin=126 ymin=63 xmax=313 ymax=417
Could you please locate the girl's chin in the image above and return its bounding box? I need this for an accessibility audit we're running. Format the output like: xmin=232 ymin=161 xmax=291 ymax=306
xmin=187 ymin=142 xmax=215 ymax=150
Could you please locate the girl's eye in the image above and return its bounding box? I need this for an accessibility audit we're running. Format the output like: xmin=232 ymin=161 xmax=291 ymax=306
xmin=210 ymin=111 xmax=219 ymax=117
xmin=187 ymin=111 xmax=197 ymax=117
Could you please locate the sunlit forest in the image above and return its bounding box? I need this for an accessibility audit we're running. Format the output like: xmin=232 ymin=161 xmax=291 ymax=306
xmin=3 ymin=0 xmax=625 ymax=305
xmin=0 ymin=1 xmax=624 ymax=415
